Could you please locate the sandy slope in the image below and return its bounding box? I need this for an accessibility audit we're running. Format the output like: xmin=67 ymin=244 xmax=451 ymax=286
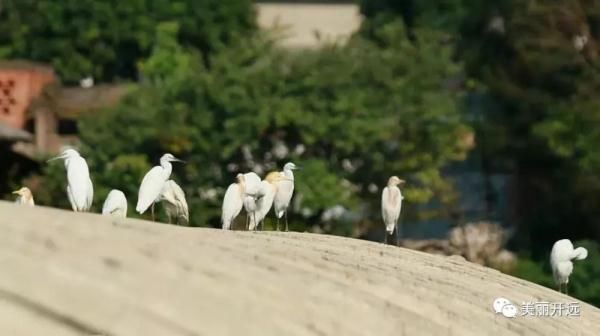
xmin=0 ymin=201 xmax=598 ymax=336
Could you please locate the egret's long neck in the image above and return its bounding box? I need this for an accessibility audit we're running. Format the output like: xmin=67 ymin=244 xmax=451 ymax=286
xmin=387 ymin=184 xmax=403 ymax=199
xmin=572 ymin=247 xmax=588 ymax=260
xmin=283 ymin=168 xmax=294 ymax=180
xmin=161 ymin=160 xmax=173 ymax=179
xmin=64 ymin=154 xmax=82 ymax=168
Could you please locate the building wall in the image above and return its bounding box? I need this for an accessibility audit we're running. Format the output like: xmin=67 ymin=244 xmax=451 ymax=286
xmin=0 ymin=65 xmax=55 ymax=129
xmin=255 ymin=2 xmax=362 ymax=47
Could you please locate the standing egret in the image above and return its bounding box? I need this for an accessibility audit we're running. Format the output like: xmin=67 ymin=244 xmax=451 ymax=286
xmin=242 ymin=172 xmax=262 ymax=196
xmin=102 ymin=189 xmax=127 ymax=218
xmin=136 ymin=153 xmax=184 ymax=220
xmin=159 ymin=180 xmax=189 ymax=225
xmin=222 ymin=174 xmax=244 ymax=230
xmin=12 ymin=187 xmax=34 ymax=206
xmin=221 ymin=172 xmax=262 ymax=230
xmin=550 ymin=239 xmax=588 ymax=294
xmin=244 ymin=194 xmax=259 ymax=230
xmin=48 ymin=149 xmax=94 ymax=212
xmin=241 ymin=172 xmax=263 ymax=230
xmin=381 ymin=176 xmax=405 ymax=246
xmin=249 ymin=172 xmax=286 ymax=231
xmin=273 ymin=162 xmax=299 ymax=231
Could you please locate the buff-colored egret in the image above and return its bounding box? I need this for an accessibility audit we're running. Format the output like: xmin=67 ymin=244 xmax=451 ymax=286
xmin=273 ymin=162 xmax=299 ymax=231
xmin=249 ymin=172 xmax=286 ymax=231
xmin=12 ymin=187 xmax=34 ymax=206
xmin=102 ymin=189 xmax=127 ymax=218
xmin=550 ymin=239 xmax=588 ymax=294
xmin=136 ymin=153 xmax=184 ymax=220
xmin=381 ymin=176 xmax=405 ymax=246
xmin=159 ymin=180 xmax=189 ymax=225
xmin=48 ymin=149 xmax=94 ymax=212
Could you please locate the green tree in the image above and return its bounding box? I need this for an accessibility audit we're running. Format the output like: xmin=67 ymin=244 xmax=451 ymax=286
xmin=359 ymin=0 xmax=418 ymax=43
xmin=33 ymin=22 xmax=470 ymax=233
xmin=0 ymin=0 xmax=256 ymax=83
xmin=359 ymin=0 xmax=470 ymax=41
xmin=459 ymin=0 xmax=600 ymax=252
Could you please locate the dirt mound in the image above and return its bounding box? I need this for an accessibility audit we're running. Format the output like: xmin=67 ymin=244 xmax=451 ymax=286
xmin=0 ymin=201 xmax=598 ymax=335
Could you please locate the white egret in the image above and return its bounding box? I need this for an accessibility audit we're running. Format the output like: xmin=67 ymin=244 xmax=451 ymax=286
xmin=242 ymin=172 xmax=262 ymax=196
xmin=381 ymin=176 xmax=405 ymax=246
xmin=136 ymin=153 xmax=184 ymax=219
xmin=550 ymin=239 xmax=588 ymax=294
xmin=248 ymin=172 xmax=286 ymax=231
xmin=222 ymin=174 xmax=244 ymax=230
xmin=273 ymin=162 xmax=300 ymax=231
xmin=159 ymin=180 xmax=189 ymax=225
xmin=241 ymin=172 xmax=263 ymax=230
xmin=102 ymin=189 xmax=127 ymax=218
xmin=243 ymin=194 xmax=259 ymax=230
xmin=48 ymin=149 xmax=93 ymax=212
xmin=12 ymin=187 xmax=34 ymax=206
xmin=221 ymin=172 xmax=262 ymax=230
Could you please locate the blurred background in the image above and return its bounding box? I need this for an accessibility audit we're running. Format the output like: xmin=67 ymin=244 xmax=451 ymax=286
xmin=0 ymin=0 xmax=598 ymax=307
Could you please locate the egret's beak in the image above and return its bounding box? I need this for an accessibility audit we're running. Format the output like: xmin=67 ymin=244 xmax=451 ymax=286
xmin=47 ymin=154 xmax=66 ymax=162
xmin=172 ymin=158 xmax=186 ymax=163
xmin=399 ymin=179 xmax=406 ymax=184
xmin=12 ymin=190 xmax=20 ymax=195
xmin=293 ymin=165 xmax=302 ymax=170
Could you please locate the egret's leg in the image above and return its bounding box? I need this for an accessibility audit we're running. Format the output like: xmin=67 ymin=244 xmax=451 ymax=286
xmin=151 ymin=203 xmax=155 ymax=221
xmin=396 ymin=227 xmax=400 ymax=247
xmin=558 ymin=284 xmax=562 ymax=293
xmin=285 ymin=211 xmax=289 ymax=232
xmin=384 ymin=232 xmax=388 ymax=245
xmin=276 ymin=217 xmax=280 ymax=231
xmin=566 ymin=284 xmax=569 ymax=296
xmin=246 ymin=214 xmax=249 ymax=230
xmin=67 ymin=186 xmax=77 ymax=212
xmin=253 ymin=212 xmax=257 ymax=231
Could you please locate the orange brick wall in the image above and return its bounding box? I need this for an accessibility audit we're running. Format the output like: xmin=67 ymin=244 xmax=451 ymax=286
xmin=0 ymin=68 xmax=55 ymax=129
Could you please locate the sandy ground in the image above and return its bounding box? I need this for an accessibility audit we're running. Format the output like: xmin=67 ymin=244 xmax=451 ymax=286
xmin=0 ymin=201 xmax=598 ymax=336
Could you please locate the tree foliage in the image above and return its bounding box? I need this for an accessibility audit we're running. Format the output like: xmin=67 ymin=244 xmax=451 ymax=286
xmin=359 ymin=0 xmax=469 ymax=41
xmin=0 ymin=0 xmax=256 ymax=83
xmin=459 ymin=0 xmax=600 ymax=251
xmin=32 ymin=22 xmax=470 ymax=233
